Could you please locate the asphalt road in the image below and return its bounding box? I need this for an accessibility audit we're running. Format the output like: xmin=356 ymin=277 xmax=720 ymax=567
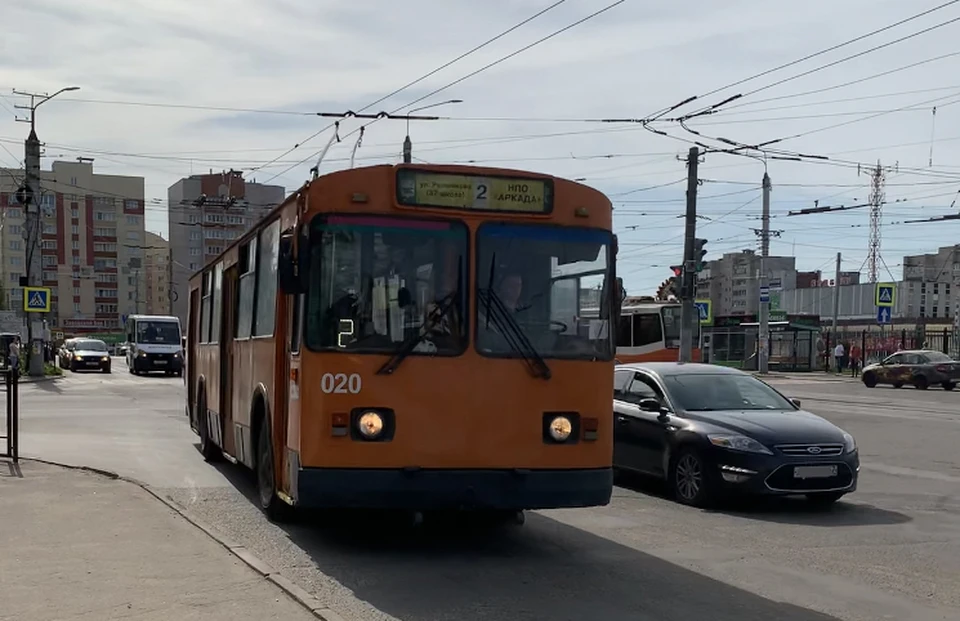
xmin=11 ymin=362 xmax=960 ymax=621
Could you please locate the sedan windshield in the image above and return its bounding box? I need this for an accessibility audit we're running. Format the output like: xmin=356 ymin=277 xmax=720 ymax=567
xmin=305 ymin=214 xmax=468 ymax=355
xmin=75 ymin=340 xmax=107 ymax=352
xmin=663 ymin=373 xmax=795 ymax=411
xmin=475 ymin=223 xmax=614 ymax=361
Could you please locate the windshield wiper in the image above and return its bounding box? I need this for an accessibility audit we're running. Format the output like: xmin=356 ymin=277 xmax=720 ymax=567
xmin=377 ymin=260 xmax=463 ymax=376
xmin=477 ymin=287 xmax=551 ymax=380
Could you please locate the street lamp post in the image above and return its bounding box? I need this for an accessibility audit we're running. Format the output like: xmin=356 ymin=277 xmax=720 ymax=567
xmin=402 ymin=99 xmax=463 ymax=163
xmin=12 ymin=86 xmax=80 ymax=376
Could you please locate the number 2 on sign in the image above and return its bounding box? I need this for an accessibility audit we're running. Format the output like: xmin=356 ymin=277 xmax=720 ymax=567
xmin=320 ymin=372 xmax=362 ymax=394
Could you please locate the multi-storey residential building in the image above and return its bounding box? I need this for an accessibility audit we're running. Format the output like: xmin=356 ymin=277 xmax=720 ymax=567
xmin=0 ymin=160 xmax=146 ymax=335
xmin=902 ymin=244 xmax=959 ymax=321
xmin=696 ymin=249 xmax=796 ymax=316
xmin=144 ymin=231 xmax=170 ymax=315
xmin=167 ymin=170 xmax=284 ymax=323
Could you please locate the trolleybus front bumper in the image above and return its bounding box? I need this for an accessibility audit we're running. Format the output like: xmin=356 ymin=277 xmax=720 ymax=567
xmin=295 ymin=467 xmax=613 ymax=510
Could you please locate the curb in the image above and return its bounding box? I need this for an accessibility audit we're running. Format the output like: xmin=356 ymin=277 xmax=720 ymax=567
xmin=0 ymin=375 xmax=64 ymax=388
xmin=21 ymin=458 xmax=346 ymax=621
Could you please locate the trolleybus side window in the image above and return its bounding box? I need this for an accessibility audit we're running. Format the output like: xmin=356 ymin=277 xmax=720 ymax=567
xmin=210 ymin=262 xmax=223 ymax=344
xmin=616 ymin=315 xmax=631 ymax=347
xmin=632 ymin=313 xmax=661 ymax=347
xmin=253 ymin=219 xmax=280 ymax=337
xmin=200 ymin=272 xmax=212 ymax=343
xmin=237 ymin=238 xmax=257 ymax=340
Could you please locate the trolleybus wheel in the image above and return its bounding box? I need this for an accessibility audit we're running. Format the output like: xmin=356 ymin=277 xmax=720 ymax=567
xmin=256 ymin=422 xmax=293 ymax=522
xmin=198 ymin=393 xmax=221 ymax=462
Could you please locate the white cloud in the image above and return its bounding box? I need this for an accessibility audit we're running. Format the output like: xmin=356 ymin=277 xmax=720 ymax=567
xmin=2 ymin=0 xmax=959 ymax=294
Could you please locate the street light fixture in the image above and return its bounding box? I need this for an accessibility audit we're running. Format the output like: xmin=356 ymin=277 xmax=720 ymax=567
xmin=402 ymin=99 xmax=463 ymax=163
xmin=9 ymin=84 xmax=80 ymax=376
xmin=13 ymin=86 xmax=80 ymax=131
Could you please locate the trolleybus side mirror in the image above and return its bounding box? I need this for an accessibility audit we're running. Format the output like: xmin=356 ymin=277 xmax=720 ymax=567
xmin=617 ymin=277 xmax=626 ymax=303
xmin=278 ymin=230 xmax=305 ymax=294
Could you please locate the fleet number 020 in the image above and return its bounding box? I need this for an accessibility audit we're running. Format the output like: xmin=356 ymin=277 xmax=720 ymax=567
xmin=320 ymin=373 xmax=362 ymax=394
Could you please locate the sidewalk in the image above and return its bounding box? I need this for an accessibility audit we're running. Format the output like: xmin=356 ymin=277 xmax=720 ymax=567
xmin=0 ymin=460 xmax=319 ymax=620
xmin=753 ymin=371 xmax=861 ymax=382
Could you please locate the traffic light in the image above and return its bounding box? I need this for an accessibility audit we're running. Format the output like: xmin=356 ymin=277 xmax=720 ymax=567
xmin=694 ymin=238 xmax=708 ymax=272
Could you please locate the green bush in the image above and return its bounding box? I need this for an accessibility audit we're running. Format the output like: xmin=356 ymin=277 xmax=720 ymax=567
xmin=44 ymin=363 xmax=63 ymax=376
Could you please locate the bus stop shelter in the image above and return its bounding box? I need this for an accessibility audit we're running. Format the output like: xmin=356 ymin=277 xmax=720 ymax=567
xmin=703 ymin=319 xmax=821 ymax=372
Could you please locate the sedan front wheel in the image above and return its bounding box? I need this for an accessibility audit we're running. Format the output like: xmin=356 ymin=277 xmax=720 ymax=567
xmin=671 ymin=448 xmax=716 ymax=508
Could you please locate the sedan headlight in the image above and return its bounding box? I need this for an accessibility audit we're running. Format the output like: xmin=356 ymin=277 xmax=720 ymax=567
xmin=138 ymin=351 xmax=147 ymax=357
xmin=548 ymin=415 xmax=573 ymax=441
xmin=842 ymin=432 xmax=857 ymax=454
xmin=100 ymin=356 xmax=109 ymax=362
xmin=356 ymin=411 xmax=384 ymax=439
xmin=707 ymin=434 xmax=773 ymax=455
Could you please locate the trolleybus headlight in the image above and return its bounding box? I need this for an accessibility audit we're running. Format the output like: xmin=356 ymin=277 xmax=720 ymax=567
xmin=548 ymin=415 xmax=573 ymax=442
xmin=357 ymin=411 xmax=384 ymax=438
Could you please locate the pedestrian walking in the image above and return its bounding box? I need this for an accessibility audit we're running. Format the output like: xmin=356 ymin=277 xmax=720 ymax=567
xmin=9 ymin=338 xmax=20 ymax=378
xmin=833 ymin=342 xmax=845 ymax=374
xmin=849 ymin=343 xmax=861 ymax=377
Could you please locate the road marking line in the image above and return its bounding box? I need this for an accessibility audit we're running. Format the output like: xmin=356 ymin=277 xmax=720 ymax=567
xmin=862 ymin=462 xmax=960 ymax=483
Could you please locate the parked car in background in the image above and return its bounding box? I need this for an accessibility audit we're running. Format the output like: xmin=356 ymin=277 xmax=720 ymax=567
xmin=613 ymin=362 xmax=859 ymax=508
xmin=67 ymin=339 xmax=112 ymax=373
xmin=861 ymin=349 xmax=959 ymax=390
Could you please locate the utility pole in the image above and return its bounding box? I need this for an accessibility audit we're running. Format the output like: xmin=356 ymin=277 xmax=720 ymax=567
xmin=758 ymin=172 xmax=772 ymax=374
xmin=167 ymin=249 xmax=175 ymax=315
xmin=679 ymin=146 xmax=699 ymax=363
xmin=832 ymin=252 xmax=841 ymax=332
xmin=12 ymin=86 xmax=78 ymax=375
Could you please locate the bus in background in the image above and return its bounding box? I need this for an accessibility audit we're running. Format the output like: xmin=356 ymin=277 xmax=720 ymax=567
xmin=125 ymin=314 xmax=184 ymax=376
xmin=186 ymin=163 xmax=621 ymax=522
xmin=614 ymin=298 xmax=701 ymax=363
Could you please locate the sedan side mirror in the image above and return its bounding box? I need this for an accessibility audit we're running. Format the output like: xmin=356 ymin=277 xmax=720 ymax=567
xmin=639 ymin=398 xmax=662 ymax=413
xmin=790 ymin=398 xmax=802 ymax=408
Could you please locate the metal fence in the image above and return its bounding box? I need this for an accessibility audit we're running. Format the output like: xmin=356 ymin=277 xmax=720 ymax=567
xmin=820 ymin=326 xmax=958 ymax=370
xmin=0 ymin=367 xmax=20 ymax=463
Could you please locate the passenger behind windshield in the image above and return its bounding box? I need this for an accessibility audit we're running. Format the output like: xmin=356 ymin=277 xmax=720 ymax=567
xmin=475 ymin=223 xmax=614 ymax=361
xmin=137 ymin=322 xmax=180 ymax=345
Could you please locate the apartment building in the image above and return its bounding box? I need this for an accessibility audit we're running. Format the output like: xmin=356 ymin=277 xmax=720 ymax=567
xmin=144 ymin=231 xmax=170 ymax=315
xmin=167 ymin=170 xmax=284 ymax=323
xmin=0 ymin=160 xmax=146 ymax=334
xmin=696 ymin=249 xmax=796 ymax=316
xmin=902 ymin=244 xmax=959 ymax=322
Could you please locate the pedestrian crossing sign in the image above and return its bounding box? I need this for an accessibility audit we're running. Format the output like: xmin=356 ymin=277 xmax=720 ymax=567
xmin=694 ymin=299 xmax=712 ymax=325
xmin=875 ymin=283 xmax=895 ymax=307
xmin=23 ymin=286 xmax=51 ymax=312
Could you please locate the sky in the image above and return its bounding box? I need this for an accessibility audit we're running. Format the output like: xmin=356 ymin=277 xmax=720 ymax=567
xmin=1 ymin=0 xmax=960 ymax=296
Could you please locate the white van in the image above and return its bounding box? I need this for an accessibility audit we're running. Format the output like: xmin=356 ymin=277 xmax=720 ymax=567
xmin=125 ymin=314 xmax=183 ymax=376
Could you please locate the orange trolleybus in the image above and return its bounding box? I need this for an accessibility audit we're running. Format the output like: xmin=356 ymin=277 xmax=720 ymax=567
xmin=186 ymin=164 xmax=621 ymax=521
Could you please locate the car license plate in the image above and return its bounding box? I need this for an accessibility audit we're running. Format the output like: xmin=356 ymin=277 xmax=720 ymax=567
xmin=155 ymin=360 xmax=167 ymax=365
xmin=794 ymin=465 xmax=838 ymax=479
xmin=86 ymin=361 xmax=99 ymax=366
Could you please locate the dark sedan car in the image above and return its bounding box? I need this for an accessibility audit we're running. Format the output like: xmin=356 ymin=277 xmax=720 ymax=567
xmin=613 ymin=362 xmax=859 ymax=508
xmin=861 ymin=349 xmax=959 ymax=390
